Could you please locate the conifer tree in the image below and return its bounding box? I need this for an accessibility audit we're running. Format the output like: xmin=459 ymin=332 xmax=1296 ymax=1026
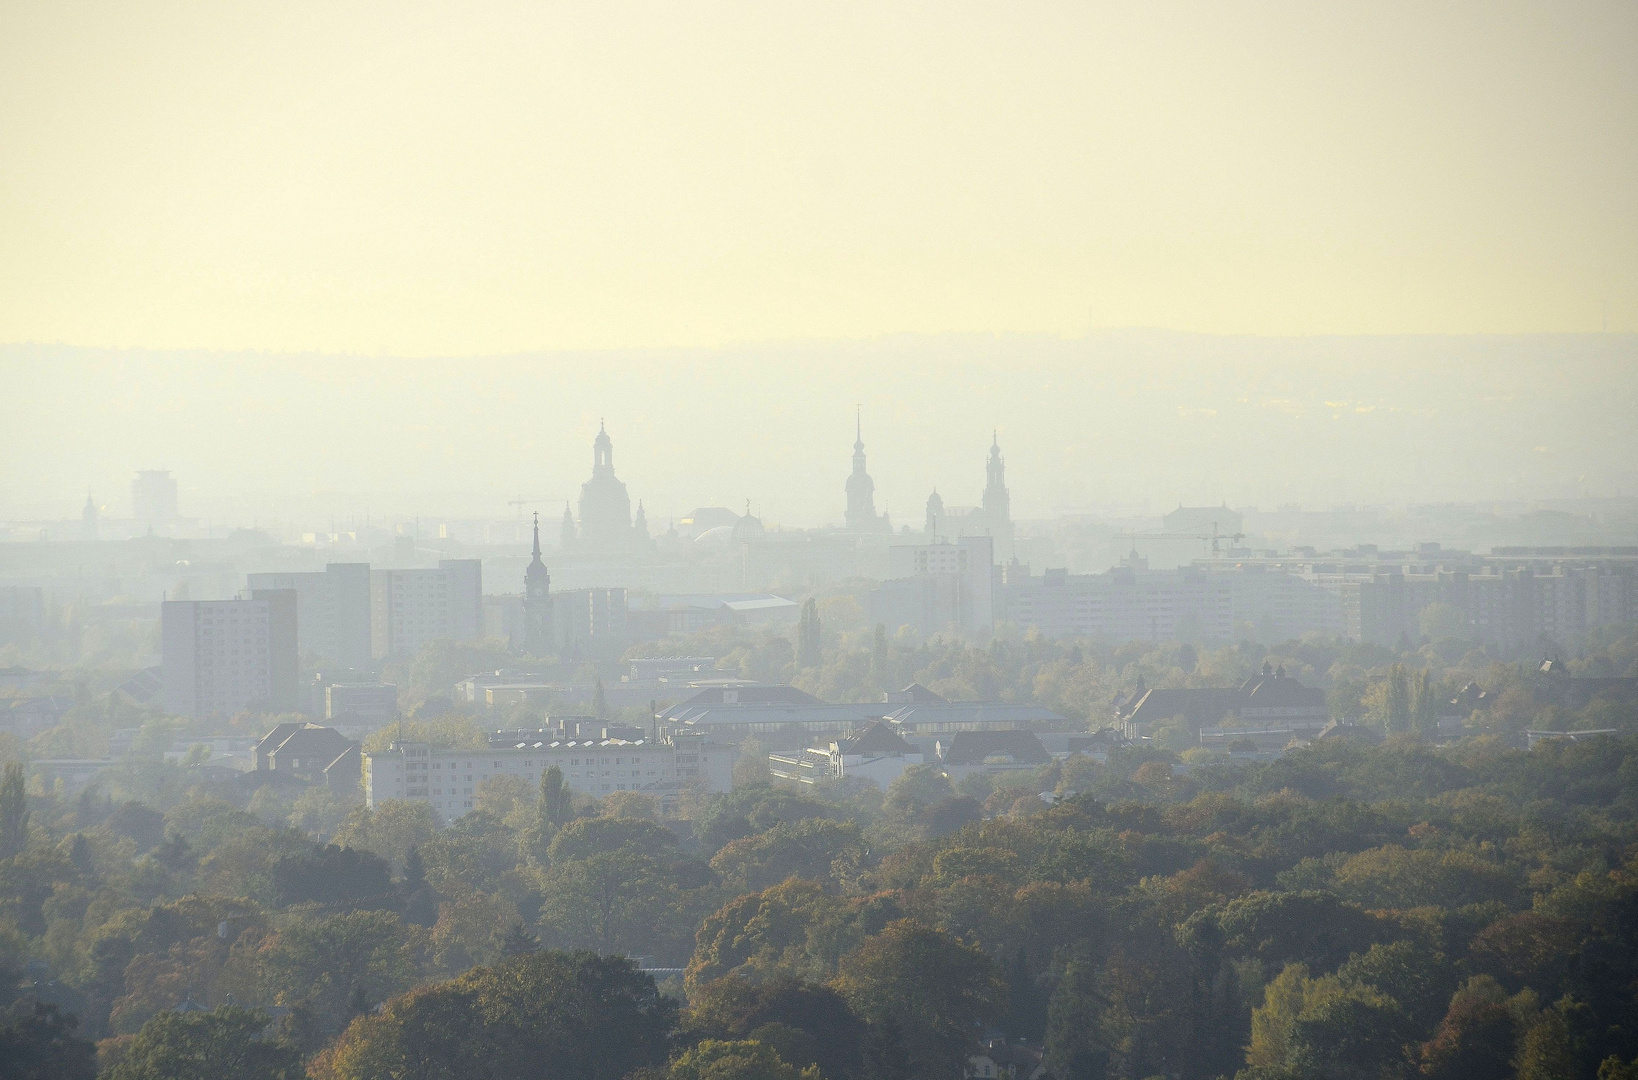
xmin=870 ymin=624 xmax=889 ymax=689
xmin=1384 ymin=664 xmax=1412 ymax=734
xmin=0 ymin=761 xmax=28 ymax=859
xmin=1410 ymin=667 xmax=1439 ymax=736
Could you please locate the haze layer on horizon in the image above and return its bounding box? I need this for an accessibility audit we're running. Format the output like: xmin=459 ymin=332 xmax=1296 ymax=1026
xmin=3 ymin=333 xmax=1635 ymax=529
xmin=1 ymin=1 xmax=1635 ymax=355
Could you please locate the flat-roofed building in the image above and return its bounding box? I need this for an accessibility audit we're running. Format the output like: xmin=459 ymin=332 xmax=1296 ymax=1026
xmin=1007 ymin=566 xmax=1232 ymax=642
xmin=162 ymin=590 xmax=298 ymax=718
xmin=370 ymin=560 xmax=483 ymax=658
xmin=661 ymin=684 xmax=886 ymax=744
xmin=326 ymin=683 xmax=399 ymax=724
xmin=246 ymin=563 xmax=372 ymax=668
xmin=363 ymin=734 xmax=733 ymax=821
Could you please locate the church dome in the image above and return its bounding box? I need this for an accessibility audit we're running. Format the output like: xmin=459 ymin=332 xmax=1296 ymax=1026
xmin=694 ymin=525 xmax=736 ymax=546
xmin=732 ymin=513 xmax=766 ymax=544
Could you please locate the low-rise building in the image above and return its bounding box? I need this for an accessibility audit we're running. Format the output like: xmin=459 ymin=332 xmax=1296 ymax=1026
xmin=253 ymin=722 xmax=360 ymax=793
xmin=769 ymin=722 xmax=925 ymax=788
xmin=363 ymin=734 xmax=734 ymax=821
xmin=937 ymin=730 xmax=1052 ymax=780
xmin=662 ymin=684 xmax=887 ymax=744
xmin=1117 ymin=662 xmax=1328 ymax=739
xmin=326 ymin=683 xmax=399 ymax=724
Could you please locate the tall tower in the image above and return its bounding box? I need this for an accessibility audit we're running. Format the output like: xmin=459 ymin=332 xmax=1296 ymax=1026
xmin=82 ymin=492 xmax=99 ymax=541
xmin=577 ymin=421 xmax=633 ymax=552
xmin=523 ymin=512 xmax=552 ymax=656
xmin=560 ymin=502 xmax=577 ymax=549
xmin=845 ymin=411 xmax=886 ymax=533
xmin=981 ymin=431 xmax=1014 ymax=561
xmin=924 ymin=489 xmax=944 ymax=539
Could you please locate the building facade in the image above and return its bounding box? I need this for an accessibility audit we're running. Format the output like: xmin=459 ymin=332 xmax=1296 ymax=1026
xmin=325 ymin=683 xmax=399 ymax=724
xmin=363 ymin=734 xmax=733 ymax=821
xmin=246 ymin=562 xmax=372 ymax=668
xmin=1006 ymin=565 xmax=1233 ymax=642
xmin=131 ymin=470 xmax=179 ymax=530
xmin=369 ymin=559 xmax=483 ymax=658
xmin=876 ymin=535 xmax=995 ymax=639
xmin=161 ymin=590 xmax=299 ymax=718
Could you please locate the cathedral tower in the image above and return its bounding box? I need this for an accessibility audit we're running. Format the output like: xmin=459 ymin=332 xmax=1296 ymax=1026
xmin=576 ymin=421 xmax=634 ymax=552
xmin=845 ymin=411 xmax=889 ymax=533
xmin=523 ymin=511 xmax=552 ymax=655
xmin=981 ymin=431 xmax=1014 ymax=561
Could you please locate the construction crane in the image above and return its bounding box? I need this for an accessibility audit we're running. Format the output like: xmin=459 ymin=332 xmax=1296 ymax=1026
xmin=1114 ymin=521 xmax=1247 ymax=557
xmin=506 ymin=496 xmax=546 ymax=528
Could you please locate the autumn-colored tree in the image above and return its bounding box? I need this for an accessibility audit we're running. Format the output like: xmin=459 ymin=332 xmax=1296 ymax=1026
xmin=106 ymin=1006 xmax=299 ymax=1080
xmin=831 ymin=919 xmax=1005 ymax=1080
xmin=0 ymin=762 xmax=29 ymax=858
xmin=670 ymin=1039 xmax=816 ymax=1080
xmin=687 ymin=879 xmax=859 ymax=994
xmin=313 ymin=951 xmax=674 ymax=1080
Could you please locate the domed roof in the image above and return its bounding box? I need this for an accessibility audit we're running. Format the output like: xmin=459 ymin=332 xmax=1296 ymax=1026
xmin=732 ymin=512 xmax=766 ymax=543
xmin=693 ymin=525 xmax=736 ymax=546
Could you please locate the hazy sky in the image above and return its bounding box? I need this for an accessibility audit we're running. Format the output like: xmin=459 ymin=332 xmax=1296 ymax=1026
xmin=2 ymin=1 xmax=1635 ymax=354
xmin=4 ymin=334 xmax=1634 ymax=527
xmin=4 ymin=4 xmax=1636 ymax=528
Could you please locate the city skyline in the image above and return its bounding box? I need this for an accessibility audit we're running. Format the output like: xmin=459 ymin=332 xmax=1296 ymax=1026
xmin=5 ymin=330 xmax=1635 ymax=530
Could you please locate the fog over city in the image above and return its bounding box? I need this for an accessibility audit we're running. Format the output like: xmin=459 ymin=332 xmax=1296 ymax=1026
xmin=3 ymin=4 xmax=1638 ymax=1080
xmin=5 ymin=331 xmax=1636 ymax=535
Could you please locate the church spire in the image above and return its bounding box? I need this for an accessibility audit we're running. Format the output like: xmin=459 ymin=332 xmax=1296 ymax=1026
xmin=560 ymin=501 xmax=576 ymax=548
xmin=524 ymin=510 xmax=552 ymax=655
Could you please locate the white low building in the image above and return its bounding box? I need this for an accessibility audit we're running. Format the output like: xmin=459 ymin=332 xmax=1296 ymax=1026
xmin=769 ymin=722 xmax=924 ymax=789
xmin=364 ymin=734 xmax=734 ymax=821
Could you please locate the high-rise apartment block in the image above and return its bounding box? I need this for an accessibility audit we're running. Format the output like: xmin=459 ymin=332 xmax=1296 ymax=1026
xmin=162 ymin=590 xmax=299 ymax=717
xmin=873 ymin=535 xmax=996 ymax=639
xmin=131 ymin=470 xmax=179 ymax=529
xmin=370 ymin=559 xmax=483 ymax=658
xmin=246 ymin=563 xmax=372 ymax=668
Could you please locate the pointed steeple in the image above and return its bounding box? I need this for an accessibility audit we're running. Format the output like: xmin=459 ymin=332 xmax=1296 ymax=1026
xmin=846 ymin=409 xmax=881 ymax=531
xmin=524 ymin=510 xmax=552 ymax=655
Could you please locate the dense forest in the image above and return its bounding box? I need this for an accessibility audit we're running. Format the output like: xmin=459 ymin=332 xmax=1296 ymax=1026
xmin=2 ymin=625 xmax=1636 ymax=1079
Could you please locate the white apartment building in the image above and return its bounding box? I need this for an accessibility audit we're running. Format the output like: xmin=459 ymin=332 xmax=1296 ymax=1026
xmin=161 ymin=591 xmax=299 ymax=718
xmin=370 ymin=560 xmax=483 ymax=658
xmin=363 ymin=735 xmax=734 ymax=821
xmin=246 ymin=563 xmax=373 ymax=668
xmin=1009 ymin=566 xmax=1233 ymax=641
